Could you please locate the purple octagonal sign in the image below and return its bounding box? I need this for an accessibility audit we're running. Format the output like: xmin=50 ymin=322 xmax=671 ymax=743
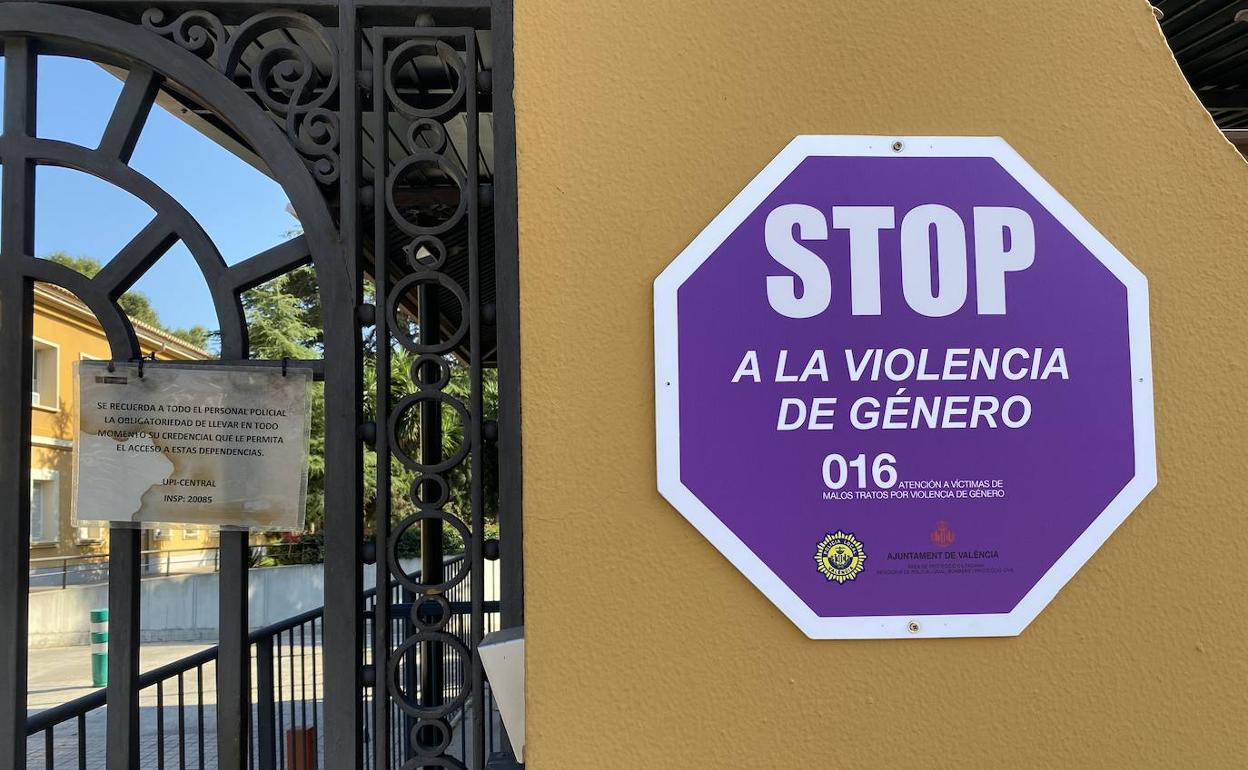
xmin=654 ymin=136 xmax=1156 ymax=638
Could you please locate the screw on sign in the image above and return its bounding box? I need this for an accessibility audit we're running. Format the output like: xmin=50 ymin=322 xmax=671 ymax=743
xmin=654 ymin=136 xmax=1156 ymax=639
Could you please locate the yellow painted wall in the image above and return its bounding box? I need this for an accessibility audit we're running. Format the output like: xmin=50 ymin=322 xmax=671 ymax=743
xmin=517 ymin=1 xmax=1248 ymax=766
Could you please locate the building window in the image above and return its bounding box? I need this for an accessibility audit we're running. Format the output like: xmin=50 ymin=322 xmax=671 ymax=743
xmin=31 ymin=340 xmax=59 ymax=409
xmin=76 ymin=523 xmax=105 ymax=544
xmin=30 ymin=470 xmax=59 ymax=544
xmin=183 ymin=525 xmax=200 ymax=538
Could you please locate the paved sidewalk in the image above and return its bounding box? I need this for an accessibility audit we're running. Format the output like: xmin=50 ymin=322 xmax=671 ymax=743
xmin=28 ymin=641 xmax=212 ymax=710
xmin=25 ymin=640 xmax=324 ymax=769
xmin=24 ymin=639 xmax=500 ymax=767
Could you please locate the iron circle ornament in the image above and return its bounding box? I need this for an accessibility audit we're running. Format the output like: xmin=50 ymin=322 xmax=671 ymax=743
xmin=403 ymin=236 xmax=448 ymax=271
xmin=410 ymin=593 xmax=451 ymax=631
xmin=410 ymin=352 xmax=452 ymax=391
xmin=388 ymin=391 xmax=472 ymax=474
xmin=407 ymin=118 xmax=449 ymax=154
xmin=387 ymin=510 xmax=472 ymax=594
xmin=410 ymin=718 xmax=454 ymax=756
xmin=399 ymin=755 xmax=467 ymax=770
xmin=386 ymin=150 xmax=467 ymax=236
xmin=409 ymin=473 xmax=451 ymax=510
xmin=386 ymin=272 xmax=469 ymax=355
xmin=387 ymin=631 xmax=471 ymax=719
xmin=384 ymin=38 xmax=466 ymax=120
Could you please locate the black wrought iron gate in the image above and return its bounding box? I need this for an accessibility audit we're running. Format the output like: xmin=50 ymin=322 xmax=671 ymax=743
xmin=0 ymin=1 xmax=520 ymax=767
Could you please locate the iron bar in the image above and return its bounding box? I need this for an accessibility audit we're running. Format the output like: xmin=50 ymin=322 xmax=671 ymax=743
xmin=299 ymin=623 xmax=308 ymax=768
xmin=417 ymin=281 xmax=443 ymax=758
xmin=277 ymin=631 xmax=286 ymax=770
xmin=287 ymin=629 xmax=297 ymax=765
xmin=77 ymin=714 xmax=86 ymax=770
xmin=157 ymin=680 xmax=166 ymax=770
xmin=197 ymin=666 xmax=206 ymax=770
xmin=257 ymin=637 xmax=277 ymax=770
xmin=98 ymin=65 xmax=161 ymax=163
xmin=218 ymin=529 xmax=250 ymax=770
xmin=311 ymin=617 xmax=320 ymax=751
xmin=0 ymin=35 xmax=36 ymax=770
xmin=322 ymin=0 xmax=365 ymax=766
xmin=491 ymin=0 xmax=523 ymax=634
xmin=227 ymin=236 xmax=314 ymax=293
xmin=178 ymin=672 xmax=187 ymax=770
xmin=106 ymin=526 xmax=142 ymax=769
xmin=370 ymin=23 xmax=392 ymax=770
xmin=466 ymin=30 xmax=487 ymax=768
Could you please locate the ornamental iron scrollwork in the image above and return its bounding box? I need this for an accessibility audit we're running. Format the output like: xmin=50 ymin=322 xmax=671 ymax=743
xmin=0 ymin=4 xmax=360 ymax=767
xmin=0 ymin=2 xmax=509 ymax=767
xmin=141 ymin=7 xmax=341 ymax=184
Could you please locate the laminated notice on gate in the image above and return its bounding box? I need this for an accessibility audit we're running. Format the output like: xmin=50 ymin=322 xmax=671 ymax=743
xmin=72 ymin=361 xmax=312 ymax=531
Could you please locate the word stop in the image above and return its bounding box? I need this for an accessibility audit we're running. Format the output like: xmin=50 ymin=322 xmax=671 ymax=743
xmin=765 ymin=204 xmax=1036 ymax=318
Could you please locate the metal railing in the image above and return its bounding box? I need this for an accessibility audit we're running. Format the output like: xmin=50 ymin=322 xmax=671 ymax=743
xmin=29 ymin=541 xmax=325 ymax=591
xmin=25 ymin=554 xmax=504 ymax=768
xmin=364 ymin=557 xmax=505 ymax=768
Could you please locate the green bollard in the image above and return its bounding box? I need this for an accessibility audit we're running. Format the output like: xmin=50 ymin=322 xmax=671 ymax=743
xmin=89 ymin=608 xmax=108 ymax=687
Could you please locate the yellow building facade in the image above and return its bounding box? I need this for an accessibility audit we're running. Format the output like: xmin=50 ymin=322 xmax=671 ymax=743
xmin=29 ymin=282 xmax=213 ymax=570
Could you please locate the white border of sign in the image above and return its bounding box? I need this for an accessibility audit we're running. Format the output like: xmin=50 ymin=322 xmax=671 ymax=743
xmin=653 ymin=135 xmax=1156 ymax=639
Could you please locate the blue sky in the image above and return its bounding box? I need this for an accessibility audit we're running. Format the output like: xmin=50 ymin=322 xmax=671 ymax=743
xmin=4 ymin=55 xmax=296 ymax=333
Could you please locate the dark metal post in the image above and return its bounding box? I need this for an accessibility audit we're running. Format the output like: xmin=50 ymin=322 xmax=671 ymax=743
xmin=0 ymin=38 xmax=36 ymax=769
xmin=324 ymin=3 xmax=365 ymax=769
xmin=105 ymin=526 xmax=142 ymax=769
xmin=218 ymin=528 xmax=250 ymax=769
xmin=368 ymin=24 xmax=392 ymax=770
xmin=257 ymin=636 xmax=277 ymax=770
xmin=418 ymin=290 xmax=443 ymax=759
xmin=491 ymin=0 xmax=524 ymax=633
xmin=465 ymin=37 xmax=487 ymax=766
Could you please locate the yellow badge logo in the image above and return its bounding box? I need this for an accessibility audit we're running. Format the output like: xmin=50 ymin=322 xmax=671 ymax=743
xmin=814 ymin=530 xmax=867 ymax=584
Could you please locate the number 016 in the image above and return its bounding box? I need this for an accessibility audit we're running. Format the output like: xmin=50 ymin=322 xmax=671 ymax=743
xmin=822 ymin=453 xmax=898 ymax=490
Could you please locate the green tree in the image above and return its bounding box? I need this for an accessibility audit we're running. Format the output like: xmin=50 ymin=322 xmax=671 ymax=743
xmin=51 ymin=248 xmax=501 ymax=546
xmin=262 ymin=269 xmax=500 ymax=547
xmin=170 ymin=325 xmax=212 ymax=349
xmin=360 ymin=314 xmax=500 ymax=554
xmin=241 ymin=267 xmax=320 ymax=359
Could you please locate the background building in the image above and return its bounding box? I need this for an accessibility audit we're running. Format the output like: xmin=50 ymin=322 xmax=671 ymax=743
xmin=29 ymin=282 xmax=214 ymax=584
